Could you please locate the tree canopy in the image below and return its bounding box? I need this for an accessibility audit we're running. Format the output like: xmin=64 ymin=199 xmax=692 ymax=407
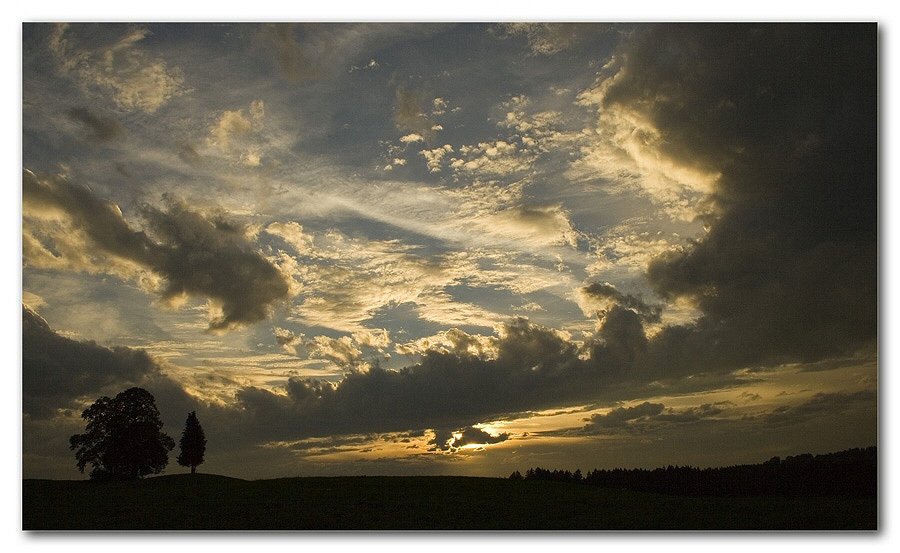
xmin=69 ymin=387 xmax=175 ymax=480
xmin=177 ymin=411 xmax=207 ymax=474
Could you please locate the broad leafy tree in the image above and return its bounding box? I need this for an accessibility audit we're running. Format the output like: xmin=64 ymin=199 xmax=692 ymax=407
xmin=69 ymin=387 xmax=175 ymax=480
xmin=177 ymin=411 xmax=207 ymax=474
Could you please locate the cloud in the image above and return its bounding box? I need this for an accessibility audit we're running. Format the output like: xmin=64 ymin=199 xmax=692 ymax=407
xmin=587 ymin=24 xmax=877 ymax=371
xmin=429 ymin=426 xmax=510 ymax=452
xmin=265 ymin=225 xmax=521 ymax=334
xmin=352 ymin=328 xmax=391 ymax=349
xmin=582 ymin=402 xmax=664 ymax=430
xmin=421 ymin=144 xmax=453 ymax=173
xmin=494 ymin=317 xmax=579 ymax=372
xmin=492 ymin=23 xmax=586 ymax=55
xmin=760 ymin=390 xmax=876 ymax=428
xmin=260 ymin=201 xmax=576 ymax=337
xmin=47 ymin=23 xmax=187 ymax=113
xmin=210 ymin=109 xmax=253 ymax=149
xmin=584 ymin=228 xmax=677 ymax=281
xmin=138 ymin=199 xmax=293 ymax=332
xmin=304 ymin=335 xmax=364 ymax=370
xmin=22 ymin=23 xmax=878 ymax=479
xmin=254 ymin=23 xmax=454 ymax=85
xmin=572 ymin=47 xmax=722 ymax=219
xmin=267 ymin=229 xmax=448 ymax=333
xmin=449 ymin=140 xmax=536 ymax=178
xmin=221 ymin=317 xmax=629 ymax=443
xmin=22 ymin=306 xmax=161 ymax=419
xmin=264 ymin=221 xmax=315 ymax=256
xmin=427 ymin=428 xmax=456 ymax=452
xmin=395 ymin=328 xmax=499 ymax=359
xmin=480 ymin=204 xmax=580 ymax=249
xmin=432 ymin=98 xmax=448 ymax=115
xmin=22 ymin=169 xmax=160 ymax=283
xmin=578 ymin=281 xmax=661 ymax=323
xmin=256 ymin=24 xmax=334 ymax=82
xmin=65 ymin=107 xmax=125 ymax=142
xmin=176 ymin=142 xmax=204 ymax=165
xmin=442 ymin=181 xmax=581 ymax=251
xmin=394 ymin=87 xmax=439 ymax=143
xmin=435 ymin=94 xmax=585 ymax=194
xmin=591 ymin=306 xmax=649 ymax=374
xmin=274 ymin=327 xmax=305 ymax=354
xmin=455 ymin=426 xmax=509 ymax=447
xmin=578 ymin=401 xmax=729 ymax=435
xmin=205 ymin=100 xmax=267 ymax=166
xmin=442 ymin=95 xmax=575 ymax=180
xmin=657 ymin=403 xmax=725 ymax=423
xmin=496 ymin=95 xmax=567 ymax=144
xmin=23 ymin=170 xmax=292 ymax=332
xmin=400 ymin=133 xmax=424 ymax=144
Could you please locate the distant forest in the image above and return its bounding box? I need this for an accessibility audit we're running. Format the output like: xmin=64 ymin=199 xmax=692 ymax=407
xmin=510 ymin=447 xmax=877 ymax=498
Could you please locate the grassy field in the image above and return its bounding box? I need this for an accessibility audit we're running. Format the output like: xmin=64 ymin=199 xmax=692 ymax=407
xmin=22 ymin=474 xmax=877 ymax=530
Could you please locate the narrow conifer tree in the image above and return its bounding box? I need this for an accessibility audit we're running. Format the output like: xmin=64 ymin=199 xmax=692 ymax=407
xmin=177 ymin=411 xmax=206 ymax=474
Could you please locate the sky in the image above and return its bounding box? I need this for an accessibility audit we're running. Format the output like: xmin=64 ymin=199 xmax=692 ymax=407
xmin=20 ymin=21 xmax=879 ymax=482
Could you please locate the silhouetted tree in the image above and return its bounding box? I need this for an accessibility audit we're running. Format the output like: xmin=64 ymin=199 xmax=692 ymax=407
xmin=177 ymin=411 xmax=206 ymax=474
xmin=69 ymin=387 xmax=175 ymax=480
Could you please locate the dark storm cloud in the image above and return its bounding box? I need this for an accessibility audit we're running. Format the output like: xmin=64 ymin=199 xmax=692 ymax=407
xmin=601 ymin=24 xmax=877 ymax=372
xmin=22 ymin=170 xmax=292 ymax=332
xmin=65 ymin=107 xmax=124 ymax=142
xmin=760 ymin=390 xmax=876 ymax=427
xmin=657 ymin=403 xmax=725 ymax=423
xmin=23 ymin=169 xmax=157 ymax=261
xmin=581 ymin=282 xmax=661 ymax=323
xmin=577 ymin=283 xmax=662 ymax=376
xmin=427 ymin=428 xmax=456 ymax=452
xmin=223 ymin=318 xmax=630 ymax=444
xmin=454 ymin=426 xmax=510 ymax=447
xmin=577 ymin=401 xmax=728 ymax=436
xmin=23 ymin=306 xmax=159 ymax=419
xmin=583 ymin=402 xmax=664 ymax=430
xmin=428 ymin=426 xmax=510 ymax=452
xmin=221 ymin=296 xmax=747 ymax=446
xmin=592 ymin=306 xmax=649 ymax=375
xmin=139 ymin=199 xmax=292 ymax=332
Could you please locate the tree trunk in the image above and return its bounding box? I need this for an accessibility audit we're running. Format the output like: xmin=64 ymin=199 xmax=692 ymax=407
xmin=191 ymin=465 xmax=196 ymax=474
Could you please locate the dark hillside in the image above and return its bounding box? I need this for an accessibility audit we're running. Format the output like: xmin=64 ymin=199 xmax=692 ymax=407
xmin=23 ymin=471 xmax=876 ymax=530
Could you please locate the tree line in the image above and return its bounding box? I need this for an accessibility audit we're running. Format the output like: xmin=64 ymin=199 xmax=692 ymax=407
xmin=69 ymin=387 xmax=206 ymax=480
xmin=509 ymin=446 xmax=877 ymax=498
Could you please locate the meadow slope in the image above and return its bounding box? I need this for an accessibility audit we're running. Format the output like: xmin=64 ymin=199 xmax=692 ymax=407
xmin=23 ymin=473 xmax=876 ymax=530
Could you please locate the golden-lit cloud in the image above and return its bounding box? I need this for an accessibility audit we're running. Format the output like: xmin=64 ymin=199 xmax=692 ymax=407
xmin=23 ymin=170 xmax=292 ymax=333
xmin=48 ymin=23 xmax=187 ymax=113
xmin=206 ymin=100 xmax=267 ymax=167
xmin=304 ymin=335 xmax=364 ymax=370
xmin=421 ymin=144 xmax=453 ymax=173
xmin=394 ymin=328 xmax=499 ymax=359
xmin=571 ymin=73 xmax=721 ymax=221
xmin=449 ymin=140 xmax=536 ymax=177
xmin=210 ymin=110 xmax=253 ymax=149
